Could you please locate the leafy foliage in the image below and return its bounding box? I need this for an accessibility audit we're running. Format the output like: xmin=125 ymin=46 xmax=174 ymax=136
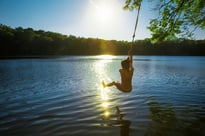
xmin=124 ymin=0 xmax=142 ymax=11
xmin=124 ymin=0 xmax=205 ymax=42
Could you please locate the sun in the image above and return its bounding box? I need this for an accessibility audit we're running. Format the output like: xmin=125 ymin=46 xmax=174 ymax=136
xmin=85 ymin=0 xmax=124 ymax=39
xmin=89 ymin=0 xmax=116 ymax=25
xmin=95 ymin=5 xmax=113 ymax=24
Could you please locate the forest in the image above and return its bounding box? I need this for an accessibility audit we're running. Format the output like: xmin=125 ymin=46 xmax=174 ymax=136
xmin=0 ymin=24 xmax=205 ymax=57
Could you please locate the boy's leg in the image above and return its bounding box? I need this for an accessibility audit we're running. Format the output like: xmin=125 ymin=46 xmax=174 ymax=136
xmin=106 ymin=81 xmax=116 ymax=87
xmin=114 ymin=82 xmax=123 ymax=91
xmin=102 ymin=81 xmax=116 ymax=88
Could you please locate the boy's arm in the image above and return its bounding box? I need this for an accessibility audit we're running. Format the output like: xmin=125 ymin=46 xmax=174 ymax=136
xmin=128 ymin=49 xmax=133 ymax=70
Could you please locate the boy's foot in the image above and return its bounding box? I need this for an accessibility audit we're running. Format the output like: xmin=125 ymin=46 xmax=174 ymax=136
xmin=102 ymin=80 xmax=106 ymax=88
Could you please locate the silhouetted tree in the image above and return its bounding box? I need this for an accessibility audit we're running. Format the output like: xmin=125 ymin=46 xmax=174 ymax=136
xmin=0 ymin=24 xmax=204 ymax=57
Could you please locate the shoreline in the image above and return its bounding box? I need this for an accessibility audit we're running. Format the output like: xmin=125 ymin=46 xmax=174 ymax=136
xmin=0 ymin=54 xmax=205 ymax=59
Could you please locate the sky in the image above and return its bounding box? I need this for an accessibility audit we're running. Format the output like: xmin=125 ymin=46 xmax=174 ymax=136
xmin=0 ymin=0 xmax=204 ymax=41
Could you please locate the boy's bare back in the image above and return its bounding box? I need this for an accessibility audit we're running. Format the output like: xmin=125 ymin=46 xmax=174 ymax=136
xmin=119 ymin=67 xmax=134 ymax=91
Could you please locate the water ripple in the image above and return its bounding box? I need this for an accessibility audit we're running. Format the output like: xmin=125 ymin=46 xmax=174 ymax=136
xmin=1 ymin=56 xmax=205 ymax=136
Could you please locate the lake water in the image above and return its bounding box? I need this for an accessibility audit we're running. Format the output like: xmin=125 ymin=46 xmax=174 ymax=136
xmin=0 ymin=56 xmax=205 ymax=136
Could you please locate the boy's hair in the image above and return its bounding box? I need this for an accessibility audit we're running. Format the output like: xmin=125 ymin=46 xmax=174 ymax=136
xmin=121 ymin=57 xmax=130 ymax=69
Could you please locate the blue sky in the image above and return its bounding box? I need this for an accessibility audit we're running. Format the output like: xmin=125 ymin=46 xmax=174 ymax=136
xmin=0 ymin=0 xmax=204 ymax=41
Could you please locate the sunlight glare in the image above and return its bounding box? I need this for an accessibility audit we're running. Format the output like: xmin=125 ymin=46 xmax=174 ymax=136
xmin=89 ymin=0 xmax=117 ymax=25
xmin=96 ymin=5 xmax=112 ymax=24
xmin=97 ymin=55 xmax=116 ymax=60
xmin=104 ymin=111 xmax=110 ymax=117
xmin=102 ymin=101 xmax=109 ymax=108
xmin=94 ymin=55 xmax=115 ymax=82
xmin=83 ymin=0 xmax=131 ymax=40
xmin=100 ymin=86 xmax=109 ymax=100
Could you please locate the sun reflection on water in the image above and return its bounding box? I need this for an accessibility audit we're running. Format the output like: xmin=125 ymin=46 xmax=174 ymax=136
xmin=99 ymin=85 xmax=110 ymax=119
xmin=94 ymin=55 xmax=116 ymax=84
xmin=94 ymin=55 xmax=116 ymax=119
xmin=102 ymin=101 xmax=109 ymax=108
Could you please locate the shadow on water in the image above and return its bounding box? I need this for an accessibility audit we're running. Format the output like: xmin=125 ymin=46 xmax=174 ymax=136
xmin=99 ymin=84 xmax=131 ymax=136
xmin=101 ymin=106 xmax=131 ymax=136
xmin=145 ymin=96 xmax=205 ymax=136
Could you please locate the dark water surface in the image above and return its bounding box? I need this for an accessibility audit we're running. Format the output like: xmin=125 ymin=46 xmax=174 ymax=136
xmin=0 ymin=56 xmax=205 ymax=136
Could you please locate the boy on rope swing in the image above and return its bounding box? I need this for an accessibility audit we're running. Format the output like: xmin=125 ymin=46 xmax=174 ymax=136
xmin=102 ymin=1 xmax=141 ymax=92
xmin=102 ymin=49 xmax=134 ymax=92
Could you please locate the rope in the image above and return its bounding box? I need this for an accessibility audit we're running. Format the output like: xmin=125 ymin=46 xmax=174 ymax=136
xmin=131 ymin=3 xmax=141 ymax=51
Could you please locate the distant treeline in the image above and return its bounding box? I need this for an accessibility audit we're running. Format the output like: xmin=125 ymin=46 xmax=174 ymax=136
xmin=0 ymin=24 xmax=205 ymax=57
